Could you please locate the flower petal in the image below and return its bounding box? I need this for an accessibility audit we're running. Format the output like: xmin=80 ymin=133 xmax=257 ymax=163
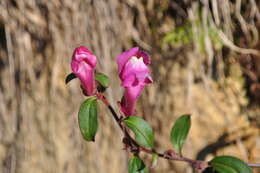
xmin=117 ymin=47 xmax=139 ymax=76
xmin=120 ymin=85 xmax=145 ymax=116
xmin=122 ymin=56 xmax=149 ymax=80
xmin=71 ymin=60 xmax=95 ymax=96
xmin=72 ymin=46 xmax=97 ymax=68
xmin=136 ymin=50 xmax=150 ymax=65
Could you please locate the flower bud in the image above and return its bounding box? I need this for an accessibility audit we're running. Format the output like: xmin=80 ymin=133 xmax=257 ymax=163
xmin=71 ymin=46 xmax=97 ymax=96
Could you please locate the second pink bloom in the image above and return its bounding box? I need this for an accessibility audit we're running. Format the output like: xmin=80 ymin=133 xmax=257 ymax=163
xmin=117 ymin=47 xmax=152 ymax=116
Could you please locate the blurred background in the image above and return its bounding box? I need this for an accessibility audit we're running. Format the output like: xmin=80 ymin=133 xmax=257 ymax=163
xmin=0 ymin=0 xmax=260 ymax=173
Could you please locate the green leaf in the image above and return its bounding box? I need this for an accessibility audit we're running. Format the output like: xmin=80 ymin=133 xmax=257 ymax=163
xmin=95 ymin=73 xmax=110 ymax=88
xmin=78 ymin=97 xmax=98 ymax=141
xmin=65 ymin=72 xmax=77 ymax=84
xmin=128 ymin=156 xmax=149 ymax=173
xmin=210 ymin=156 xmax=253 ymax=173
xmin=170 ymin=114 xmax=191 ymax=153
xmin=124 ymin=116 xmax=154 ymax=148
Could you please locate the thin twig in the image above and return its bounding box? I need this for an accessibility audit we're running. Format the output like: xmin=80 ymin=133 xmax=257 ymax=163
xmin=96 ymin=93 xmax=208 ymax=171
xmin=247 ymin=163 xmax=260 ymax=168
xmin=96 ymin=92 xmax=260 ymax=170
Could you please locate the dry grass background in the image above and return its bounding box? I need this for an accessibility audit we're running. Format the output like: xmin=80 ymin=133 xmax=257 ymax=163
xmin=0 ymin=0 xmax=259 ymax=173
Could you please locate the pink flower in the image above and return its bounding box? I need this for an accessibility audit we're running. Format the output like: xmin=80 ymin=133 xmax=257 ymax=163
xmin=71 ymin=46 xmax=97 ymax=96
xmin=117 ymin=47 xmax=152 ymax=116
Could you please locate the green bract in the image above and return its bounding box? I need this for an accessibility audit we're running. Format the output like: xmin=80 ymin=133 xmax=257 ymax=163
xmin=95 ymin=73 xmax=110 ymax=88
xmin=65 ymin=72 xmax=77 ymax=84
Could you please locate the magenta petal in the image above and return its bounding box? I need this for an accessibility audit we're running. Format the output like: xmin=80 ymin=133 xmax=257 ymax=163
xmin=117 ymin=47 xmax=139 ymax=76
xmin=121 ymin=56 xmax=149 ymax=80
xmin=122 ymin=75 xmax=136 ymax=87
xmin=72 ymin=46 xmax=97 ymax=68
xmin=144 ymin=75 xmax=153 ymax=84
xmin=120 ymin=85 xmax=145 ymax=116
xmin=136 ymin=73 xmax=152 ymax=85
xmin=121 ymin=57 xmax=152 ymax=87
xmin=71 ymin=60 xmax=95 ymax=96
xmin=136 ymin=50 xmax=150 ymax=65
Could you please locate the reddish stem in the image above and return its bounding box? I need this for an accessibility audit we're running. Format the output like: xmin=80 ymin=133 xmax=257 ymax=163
xmin=96 ymin=93 xmax=208 ymax=171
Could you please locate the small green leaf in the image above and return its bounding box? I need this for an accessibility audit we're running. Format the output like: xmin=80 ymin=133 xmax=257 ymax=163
xmin=210 ymin=156 xmax=253 ymax=173
xmin=78 ymin=97 xmax=98 ymax=141
xmin=170 ymin=114 xmax=191 ymax=153
xmin=128 ymin=156 xmax=149 ymax=173
xmin=65 ymin=72 xmax=77 ymax=84
xmin=95 ymin=73 xmax=110 ymax=87
xmin=124 ymin=116 xmax=154 ymax=148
